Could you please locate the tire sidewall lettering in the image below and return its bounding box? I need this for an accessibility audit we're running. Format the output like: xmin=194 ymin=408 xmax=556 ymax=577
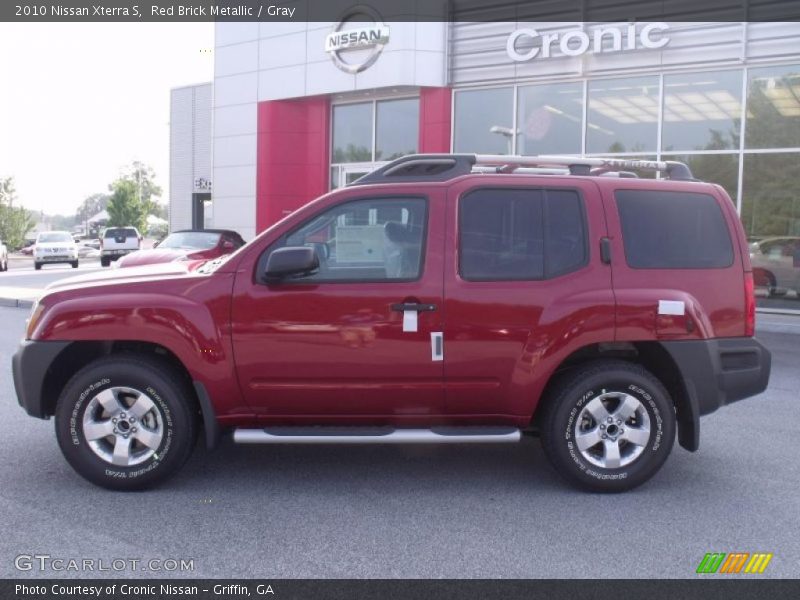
xmin=69 ymin=378 xmax=174 ymax=480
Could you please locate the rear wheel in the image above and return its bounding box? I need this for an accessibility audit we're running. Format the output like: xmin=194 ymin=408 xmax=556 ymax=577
xmin=540 ymin=360 xmax=676 ymax=492
xmin=100 ymin=257 xmax=110 ymax=267
xmin=0 ymin=256 xmax=6 ymax=271
xmin=71 ymin=260 xmax=79 ymax=269
xmin=34 ymin=262 xmax=42 ymax=271
xmin=55 ymin=355 xmax=198 ymax=490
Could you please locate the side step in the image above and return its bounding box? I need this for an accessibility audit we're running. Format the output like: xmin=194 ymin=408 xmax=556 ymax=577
xmin=233 ymin=426 xmax=521 ymax=445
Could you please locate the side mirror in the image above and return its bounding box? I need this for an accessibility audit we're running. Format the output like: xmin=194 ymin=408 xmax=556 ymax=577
xmin=264 ymin=246 xmax=319 ymax=281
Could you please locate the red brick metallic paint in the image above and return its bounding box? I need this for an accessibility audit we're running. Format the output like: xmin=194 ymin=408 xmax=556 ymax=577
xmin=30 ymin=175 xmax=749 ymax=429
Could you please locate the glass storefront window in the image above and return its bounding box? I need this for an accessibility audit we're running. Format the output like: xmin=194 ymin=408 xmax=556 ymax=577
xmin=517 ymin=82 xmax=582 ymax=155
xmin=664 ymin=154 xmax=739 ymax=202
xmin=587 ymin=76 xmax=659 ymax=154
xmin=454 ymin=87 xmax=514 ymax=154
xmin=376 ymin=98 xmax=419 ymax=161
xmin=745 ymin=65 xmax=800 ymax=149
xmin=741 ymin=153 xmax=800 ymax=238
xmin=662 ymin=70 xmax=743 ymax=151
xmin=332 ymin=102 xmax=373 ymax=163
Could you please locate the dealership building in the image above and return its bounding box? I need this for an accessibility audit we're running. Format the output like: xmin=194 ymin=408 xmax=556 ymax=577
xmin=169 ymin=16 xmax=800 ymax=243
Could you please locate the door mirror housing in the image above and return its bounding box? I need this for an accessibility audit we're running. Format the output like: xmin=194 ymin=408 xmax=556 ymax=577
xmin=264 ymin=246 xmax=319 ymax=281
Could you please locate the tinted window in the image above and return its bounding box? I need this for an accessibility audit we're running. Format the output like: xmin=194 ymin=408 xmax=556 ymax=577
xmin=260 ymin=197 xmax=427 ymax=283
xmin=459 ymin=188 xmax=587 ymax=281
xmin=616 ymin=190 xmax=734 ymax=269
xmin=104 ymin=228 xmax=137 ymax=238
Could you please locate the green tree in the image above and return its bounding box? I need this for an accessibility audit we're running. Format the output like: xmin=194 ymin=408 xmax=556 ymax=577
xmin=107 ymin=179 xmax=148 ymax=233
xmin=76 ymin=193 xmax=110 ymax=224
xmin=105 ymin=162 xmax=162 ymax=234
xmin=0 ymin=177 xmax=36 ymax=249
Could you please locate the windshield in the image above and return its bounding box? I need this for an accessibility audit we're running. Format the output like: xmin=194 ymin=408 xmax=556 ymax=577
xmin=37 ymin=232 xmax=73 ymax=243
xmin=159 ymin=231 xmax=221 ymax=250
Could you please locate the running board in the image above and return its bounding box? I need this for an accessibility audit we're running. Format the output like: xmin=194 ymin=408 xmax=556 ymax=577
xmin=233 ymin=426 xmax=521 ymax=445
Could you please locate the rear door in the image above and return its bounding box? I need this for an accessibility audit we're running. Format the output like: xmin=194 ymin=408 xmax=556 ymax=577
xmin=442 ymin=177 xmax=614 ymax=418
xmin=600 ymin=181 xmax=745 ymax=339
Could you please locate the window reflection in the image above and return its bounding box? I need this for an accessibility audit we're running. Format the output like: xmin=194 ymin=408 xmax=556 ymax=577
xmin=517 ymin=82 xmax=583 ymax=155
xmin=332 ymin=103 xmax=373 ymax=163
xmin=662 ymin=71 xmax=742 ymax=151
xmin=746 ymin=65 xmax=800 ymax=149
xmin=454 ymin=87 xmax=514 ymax=154
xmin=587 ymin=76 xmax=659 ymax=153
xmin=376 ymin=98 xmax=419 ymax=161
xmin=664 ymin=154 xmax=739 ymax=201
xmin=741 ymin=153 xmax=800 ymax=238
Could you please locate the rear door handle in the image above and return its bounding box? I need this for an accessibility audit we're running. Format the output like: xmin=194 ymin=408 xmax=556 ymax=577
xmin=390 ymin=302 xmax=437 ymax=312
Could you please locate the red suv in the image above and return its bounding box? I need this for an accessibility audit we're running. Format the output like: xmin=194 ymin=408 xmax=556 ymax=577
xmin=12 ymin=154 xmax=771 ymax=492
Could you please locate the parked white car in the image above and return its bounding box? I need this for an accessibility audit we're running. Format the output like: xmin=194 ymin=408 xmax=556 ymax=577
xmin=33 ymin=231 xmax=79 ymax=271
xmin=0 ymin=238 xmax=8 ymax=272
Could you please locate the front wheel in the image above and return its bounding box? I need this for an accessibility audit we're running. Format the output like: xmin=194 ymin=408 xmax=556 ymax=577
xmin=55 ymin=355 xmax=198 ymax=490
xmin=540 ymin=360 xmax=676 ymax=493
xmin=71 ymin=260 xmax=79 ymax=269
xmin=34 ymin=262 xmax=42 ymax=271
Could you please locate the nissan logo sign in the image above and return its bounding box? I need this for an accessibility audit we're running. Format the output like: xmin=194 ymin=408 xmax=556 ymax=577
xmin=325 ymin=6 xmax=390 ymax=74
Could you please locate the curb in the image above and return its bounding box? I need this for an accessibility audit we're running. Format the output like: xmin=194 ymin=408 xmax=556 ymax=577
xmin=0 ymin=297 xmax=34 ymax=309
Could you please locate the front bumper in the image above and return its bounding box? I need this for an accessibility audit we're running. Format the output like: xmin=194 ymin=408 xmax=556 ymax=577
xmin=12 ymin=340 xmax=71 ymax=419
xmin=662 ymin=337 xmax=772 ymax=416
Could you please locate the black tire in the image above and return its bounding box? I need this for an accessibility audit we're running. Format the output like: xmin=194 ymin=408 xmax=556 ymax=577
xmin=100 ymin=257 xmax=110 ymax=267
xmin=34 ymin=262 xmax=42 ymax=271
xmin=55 ymin=355 xmax=198 ymax=490
xmin=540 ymin=360 xmax=676 ymax=493
xmin=0 ymin=257 xmax=6 ymax=271
xmin=71 ymin=260 xmax=79 ymax=269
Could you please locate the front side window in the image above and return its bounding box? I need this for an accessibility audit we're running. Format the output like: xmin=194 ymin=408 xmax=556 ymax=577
xmin=261 ymin=197 xmax=427 ymax=283
xmin=459 ymin=188 xmax=587 ymax=281
xmin=616 ymin=190 xmax=734 ymax=269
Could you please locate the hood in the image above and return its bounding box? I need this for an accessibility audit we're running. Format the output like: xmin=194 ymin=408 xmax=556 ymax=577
xmin=44 ymin=261 xmax=193 ymax=294
xmin=117 ymin=248 xmax=193 ymax=267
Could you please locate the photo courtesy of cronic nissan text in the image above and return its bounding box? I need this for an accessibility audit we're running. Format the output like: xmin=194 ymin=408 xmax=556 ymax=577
xmin=1 ymin=1 xmax=799 ymax=599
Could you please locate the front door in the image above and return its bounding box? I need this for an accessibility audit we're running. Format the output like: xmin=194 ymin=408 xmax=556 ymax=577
xmin=231 ymin=190 xmax=445 ymax=420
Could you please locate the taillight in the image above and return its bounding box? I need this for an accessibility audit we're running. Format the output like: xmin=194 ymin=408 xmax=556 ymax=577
xmin=744 ymin=271 xmax=755 ymax=337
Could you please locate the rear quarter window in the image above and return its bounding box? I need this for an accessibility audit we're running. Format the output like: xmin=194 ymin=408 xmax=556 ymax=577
xmin=616 ymin=190 xmax=734 ymax=269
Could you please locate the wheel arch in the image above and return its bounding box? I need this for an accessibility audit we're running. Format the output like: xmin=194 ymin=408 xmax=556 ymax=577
xmin=41 ymin=340 xmax=220 ymax=449
xmin=533 ymin=341 xmax=698 ymax=451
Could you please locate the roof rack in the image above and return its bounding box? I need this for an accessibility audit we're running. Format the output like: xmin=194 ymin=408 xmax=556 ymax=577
xmin=351 ymin=153 xmax=695 ymax=185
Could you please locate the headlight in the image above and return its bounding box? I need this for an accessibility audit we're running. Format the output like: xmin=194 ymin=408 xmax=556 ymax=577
xmin=25 ymin=299 xmax=44 ymax=340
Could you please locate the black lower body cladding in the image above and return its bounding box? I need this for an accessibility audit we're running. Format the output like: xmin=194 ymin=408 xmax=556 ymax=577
xmin=661 ymin=337 xmax=771 ymax=416
xmin=12 ymin=340 xmax=71 ymax=419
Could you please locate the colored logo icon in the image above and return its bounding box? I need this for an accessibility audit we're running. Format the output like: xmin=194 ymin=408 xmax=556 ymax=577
xmin=696 ymin=552 xmax=773 ymax=574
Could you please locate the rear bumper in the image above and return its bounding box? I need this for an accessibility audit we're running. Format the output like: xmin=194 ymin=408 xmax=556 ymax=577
xmin=662 ymin=337 xmax=771 ymax=416
xmin=12 ymin=340 xmax=71 ymax=419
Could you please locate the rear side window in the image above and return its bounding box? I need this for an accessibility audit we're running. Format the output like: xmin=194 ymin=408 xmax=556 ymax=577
xmin=616 ymin=190 xmax=734 ymax=269
xmin=459 ymin=188 xmax=587 ymax=281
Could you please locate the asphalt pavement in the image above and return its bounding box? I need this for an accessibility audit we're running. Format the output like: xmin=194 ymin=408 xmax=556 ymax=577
xmin=0 ymin=306 xmax=798 ymax=579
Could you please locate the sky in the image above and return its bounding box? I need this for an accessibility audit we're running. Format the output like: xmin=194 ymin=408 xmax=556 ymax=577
xmin=0 ymin=22 xmax=214 ymax=216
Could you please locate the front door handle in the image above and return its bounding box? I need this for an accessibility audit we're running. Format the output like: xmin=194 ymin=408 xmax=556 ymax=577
xmin=391 ymin=302 xmax=437 ymax=313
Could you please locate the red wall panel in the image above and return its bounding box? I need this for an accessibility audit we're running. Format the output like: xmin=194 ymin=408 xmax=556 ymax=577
xmin=256 ymin=96 xmax=330 ymax=232
xmin=419 ymin=87 xmax=452 ymax=153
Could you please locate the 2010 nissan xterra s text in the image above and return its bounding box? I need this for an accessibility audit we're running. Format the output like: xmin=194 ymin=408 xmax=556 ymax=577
xmin=12 ymin=154 xmax=771 ymax=492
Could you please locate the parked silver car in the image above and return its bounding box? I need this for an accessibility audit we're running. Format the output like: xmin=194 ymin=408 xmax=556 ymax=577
xmin=750 ymin=237 xmax=800 ymax=297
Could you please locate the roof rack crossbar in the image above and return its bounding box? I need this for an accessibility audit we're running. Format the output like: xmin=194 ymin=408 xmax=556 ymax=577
xmin=350 ymin=154 xmax=695 ymax=186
